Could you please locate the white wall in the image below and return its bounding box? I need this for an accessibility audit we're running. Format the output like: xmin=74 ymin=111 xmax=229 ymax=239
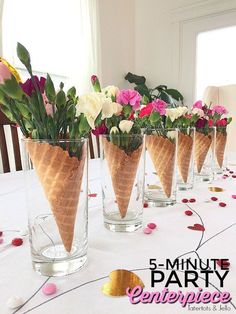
xmin=98 ymin=0 xmax=135 ymax=88
xmin=135 ymin=0 xmax=236 ymax=104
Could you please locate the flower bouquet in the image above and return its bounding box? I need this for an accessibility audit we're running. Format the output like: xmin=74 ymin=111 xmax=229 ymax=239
xmin=139 ymin=100 xmax=180 ymax=205
xmin=192 ymin=101 xmax=216 ymax=181
xmin=209 ymin=105 xmax=232 ymax=172
xmin=78 ymin=76 xmax=145 ymax=231
xmin=0 ymin=44 xmax=91 ymax=275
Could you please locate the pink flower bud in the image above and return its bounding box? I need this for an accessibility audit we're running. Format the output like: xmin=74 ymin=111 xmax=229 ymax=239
xmin=0 ymin=62 xmax=12 ymax=84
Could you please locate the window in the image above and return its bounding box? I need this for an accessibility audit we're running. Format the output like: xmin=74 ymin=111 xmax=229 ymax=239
xmin=196 ymin=26 xmax=236 ymax=99
xmin=2 ymin=0 xmax=98 ymax=93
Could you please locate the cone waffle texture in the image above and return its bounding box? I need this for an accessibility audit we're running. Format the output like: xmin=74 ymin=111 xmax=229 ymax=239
xmin=26 ymin=141 xmax=86 ymax=252
xmin=194 ymin=131 xmax=212 ymax=173
xmin=146 ymin=135 xmax=175 ymax=198
xmin=103 ymin=138 xmax=143 ymax=219
xmin=215 ymin=131 xmax=227 ymax=168
xmin=178 ymin=132 xmax=193 ymax=183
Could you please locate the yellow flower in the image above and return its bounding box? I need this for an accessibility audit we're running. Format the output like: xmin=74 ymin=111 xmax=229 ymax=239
xmin=0 ymin=58 xmax=22 ymax=83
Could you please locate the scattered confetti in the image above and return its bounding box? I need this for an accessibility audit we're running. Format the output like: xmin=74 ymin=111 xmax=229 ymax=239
xmin=42 ymin=283 xmax=57 ymax=296
xmin=232 ymin=175 xmax=236 ymax=178
xmin=187 ymin=224 xmax=205 ymax=231
xmin=0 ymin=231 xmax=3 ymax=237
xmin=232 ymin=195 xmax=236 ymax=199
xmin=143 ymin=227 xmax=152 ymax=234
xmin=211 ymin=197 xmax=218 ymax=201
xmin=216 ymin=259 xmax=230 ymax=269
xmin=182 ymin=198 xmax=188 ymax=203
xmin=189 ymin=198 xmax=196 ymax=203
xmin=11 ymin=238 xmax=23 ymax=246
xmin=143 ymin=203 xmax=148 ymax=208
xmin=208 ymin=187 xmax=224 ymax=192
xmin=219 ymin=202 xmax=226 ymax=207
xmin=6 ymin=296 xmax=24 ymax=309
xmin=229 ymin=171 xmax=234 ymax=174
xmin=147 ymin=223 xmax=156 ymax=229
xmin=88 ymin=193 xmax=97 ymax=197
xmin=185 ymin=210 xmax=193 ymax=216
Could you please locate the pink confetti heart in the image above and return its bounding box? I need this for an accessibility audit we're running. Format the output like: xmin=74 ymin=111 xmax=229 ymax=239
xmin=88 ymin=193 xmax=97 ymax=197
xmin=187 ymin=224 xmax=205 ymax=231
xmin=232 ymin=195 xmax=236 ymax=199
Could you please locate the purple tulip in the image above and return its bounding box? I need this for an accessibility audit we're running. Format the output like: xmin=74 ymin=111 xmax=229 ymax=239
xmin=20 ymin=76 xmax=46 ymax=96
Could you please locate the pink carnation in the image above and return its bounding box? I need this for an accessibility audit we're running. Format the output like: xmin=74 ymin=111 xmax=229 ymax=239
xmin=0 ymin=62 xmax=12 ymax=84
xmin=152 ymin=99 xmax=167 ymax=115
xmin=116 ymin=89 xmax=141 ymax=110
xmin=212 ymin=105 xmax=228 ymax=115
xmin=193 ymin=100 xmax=203 ymax=109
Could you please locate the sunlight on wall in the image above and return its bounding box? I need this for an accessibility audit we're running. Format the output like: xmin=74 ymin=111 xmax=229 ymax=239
xmin=196 ymin=26 xmax=236 ymax=100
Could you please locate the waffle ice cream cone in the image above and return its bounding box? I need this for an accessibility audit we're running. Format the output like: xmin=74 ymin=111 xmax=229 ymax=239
xmin=146 ymin=135 xmax=175 ymax=198
xmin=103 ymin=138 xmax=143 ymax=218
xmin=215 ymin=131 xmax=227 ymax=168
xmin=26 ymin=140 xmax=86 ymax=252
xmin=178 ymin=132 xmax=193 ymax=183
xmin=194 ymin=131 xmax=212 ymax=173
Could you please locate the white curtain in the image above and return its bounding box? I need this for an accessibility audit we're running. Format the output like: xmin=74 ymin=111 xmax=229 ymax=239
xmin=2 ymin=0 xmax=99 ymax=94
xmin=0 ymin=0 xmax=99 ymax=172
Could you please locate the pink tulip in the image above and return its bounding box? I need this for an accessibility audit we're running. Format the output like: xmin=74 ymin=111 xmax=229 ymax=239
xmin=0 ymin=62 xmax=12 ymax=84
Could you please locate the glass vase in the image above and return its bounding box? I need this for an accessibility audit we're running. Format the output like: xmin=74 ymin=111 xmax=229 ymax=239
xmin=101 ymin=134 xmax=145 ymax=232
xmin=177 ymin=127 xmax=195 ymax=190
xmin=214 ymin=126 xmax=227 ymax=174
xmin=194 ymin=127 xmax=216 ymax=182
xmin=22 ymin=138 xmax=88 ymax=276
xmin=145 ymin=129 xmax=178 ymax=206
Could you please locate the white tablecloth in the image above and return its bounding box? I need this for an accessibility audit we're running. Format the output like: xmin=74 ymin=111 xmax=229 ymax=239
xmin=0 ymin=159 xmax=236 ymax=314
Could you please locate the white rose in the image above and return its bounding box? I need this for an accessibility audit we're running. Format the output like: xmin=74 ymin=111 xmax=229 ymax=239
xmin=110 ymin=126 xmax=119 ymax=134
xmin=192 ymin=108 xmax=204 ymax=118
xmin=166 ymin=108 xmax=179 ymax=122
xmin=77 ymin=93 xmax=111 ymax=129
xmin=102 ymin=85 xmax=119 ymax=98
xmin=167 ymin=131 xmax=177 ymax=140
xmin=119 ymin=120 xmax=134 ymax=133
xmin=102 ymin=102 xmax=122 ymax=119
xmin=177 ymin=106 xmax=188 ymax=116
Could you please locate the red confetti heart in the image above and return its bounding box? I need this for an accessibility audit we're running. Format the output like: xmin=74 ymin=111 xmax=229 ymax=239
xmin=229 ymin=171 xmax=234 ymax=174
xmin=232 ymin=175 xmax=236 ymax=178
xmin=182 ymin=198 xmax=188 ymax=203
xmin=219 ymin=202 xmax=226 ymax=207
xmin=0 ymin=231 xmax=3 ymax=237
xmin=11 ymin=238 xmax=23 ymax=246
xmin=88 ymin=193 xmax=97 ymax=197
xmin=189 ymin=198 xmax=196 ymax=203
xmin=185 ymin=210 xmax=193 ymax=216
xmin=211 ymin=197 xmax=218 ymax=201
xmin=143 ymin=203 xmax=148 ymax=208
xmin=216 ymin=259 xmax=230 ymax=269
xmin=188 ymin=224 xmax=205 ymax=231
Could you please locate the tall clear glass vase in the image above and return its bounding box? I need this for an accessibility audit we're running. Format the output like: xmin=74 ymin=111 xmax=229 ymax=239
xmin=101 ymin=134 xmax=145 ymax=232
xmin=145 ymin=129 xmax=178 ymax=206
xmin=22 ymin=138 xmax=88 ymax=276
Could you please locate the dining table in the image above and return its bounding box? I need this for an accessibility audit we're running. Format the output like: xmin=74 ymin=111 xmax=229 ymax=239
xmin=0 ymin=157 xmax=236 ymax=314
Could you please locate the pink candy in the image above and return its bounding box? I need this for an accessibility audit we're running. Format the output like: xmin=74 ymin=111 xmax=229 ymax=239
xmin=143 ymin=227 xmax=152 ymax=234
xmin=147 ymin=223 xmax=157 ymax=230
xmin=42 ymin=283 xmax=57 ymax=296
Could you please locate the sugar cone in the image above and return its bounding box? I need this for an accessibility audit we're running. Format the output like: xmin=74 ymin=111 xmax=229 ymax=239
xmin=103 ymin=138 xmax=143 ymax=219
xmin=26 ymin=141 xmax=86 ymax=252
xmin=215 ymin=131 xmax=227 ymax=168
xmin=194 ymin=131 xmax=212 ymax=173
xmin=146 ymin=135 xmax=175 ymax=198
xmin=178 ymin=132 xmax=193 ymax=183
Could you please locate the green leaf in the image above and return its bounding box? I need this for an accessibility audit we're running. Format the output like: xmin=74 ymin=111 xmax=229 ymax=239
xmin=56 ymin=90 xmax=66 ymax=108
xmin=123 ymin=104 xmax=132 ymax=118
xmin=67 ymin=86 xmax=76 ymax=99
xmin=134 ymin=84 xmax=150 ymax=98
xmin=156 ymin=85 xmax=167 ymax=91
xmin=166 ymin=89 xmax=184 ymax=101
xmin=79 ymin=114 xmax=90 ymax=134
xmin=17 ymin=42 xmax=31 ymax=68
xmin=45 ymin=74 xmax=56 ymax=103
xmin=158 ymin=91 xmax=174 ymax=105
xmin=150 ymin=111 xmax=160 ymax=123
xmin=0 ymin=106 xmax=15 ymax=122
xmin=0 ymin=76 xmax=24 ymax=99
xmin=125 ymin=72 xmax=146 ymax=85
